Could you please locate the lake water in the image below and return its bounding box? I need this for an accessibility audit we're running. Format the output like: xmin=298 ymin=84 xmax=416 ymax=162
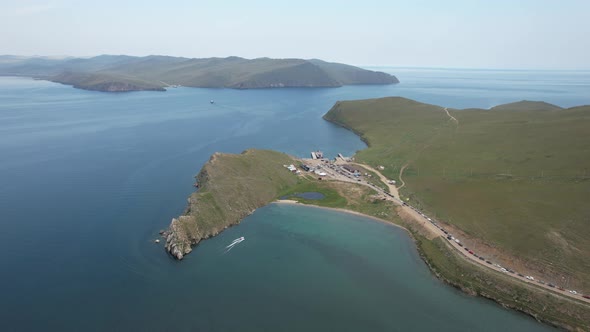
xmin=2 ymin=69 xmax=588 ymax=331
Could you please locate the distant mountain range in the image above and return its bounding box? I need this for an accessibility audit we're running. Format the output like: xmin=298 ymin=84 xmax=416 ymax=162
xmin=0 ymin=55 xmax=399 ymax=92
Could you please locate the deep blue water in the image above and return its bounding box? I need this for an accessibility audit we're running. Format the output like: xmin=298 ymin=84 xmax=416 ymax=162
xmin=1 ymin=70 xmax=588 ymax=331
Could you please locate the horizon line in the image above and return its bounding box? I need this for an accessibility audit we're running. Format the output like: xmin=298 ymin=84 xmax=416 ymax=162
xmin=1 ymin=54 xmax=589 ymax=72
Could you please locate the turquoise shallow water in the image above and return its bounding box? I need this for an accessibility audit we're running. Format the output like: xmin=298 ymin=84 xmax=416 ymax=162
xmin=2 ymin=70 xmax=588 ymax=331
xmin=129 ymin=203 xmax=551 ymax=332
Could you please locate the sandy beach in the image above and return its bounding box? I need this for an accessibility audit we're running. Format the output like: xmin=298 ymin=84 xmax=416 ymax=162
xmin=273 ymin=199 xmax=412 ymax=234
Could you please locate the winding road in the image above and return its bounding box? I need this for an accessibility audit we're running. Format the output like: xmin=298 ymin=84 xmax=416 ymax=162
xmin=305 ymin=158 xmax=590 ymax=305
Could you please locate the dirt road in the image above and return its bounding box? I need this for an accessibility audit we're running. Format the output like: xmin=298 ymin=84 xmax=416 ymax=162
xmin=305 ymin=158 xmax=590 ymax=305
xmin=443 ymin=107 xmax=459 ymax=125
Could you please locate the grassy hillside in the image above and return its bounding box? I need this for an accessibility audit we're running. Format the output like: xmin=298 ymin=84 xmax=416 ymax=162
xmin=0 ymin=55 xmax=398 ymax=91
xmin=51 ymin=72 xmax=165 ymax=92
xmin=324 ymin=97 xmax=590 ymax=291
xmin=165 ymin=149 xmax=300 ymax=259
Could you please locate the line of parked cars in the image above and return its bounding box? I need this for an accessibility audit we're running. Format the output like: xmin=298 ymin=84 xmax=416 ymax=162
xmin=317 ymin=161 xmax=590 ymax=301
xmin=407 ymin=205 xmax=590 ymax=301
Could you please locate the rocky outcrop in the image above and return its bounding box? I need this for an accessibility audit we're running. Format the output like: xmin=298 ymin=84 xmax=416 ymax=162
xmin=165 ymin=217 xmax=193 ymax=260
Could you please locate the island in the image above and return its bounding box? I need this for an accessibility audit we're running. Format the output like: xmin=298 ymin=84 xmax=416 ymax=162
xmin=163 ymin=97 xmax=590 ymax=331
xmin=0 ymin=55 xmax=398 ymax=92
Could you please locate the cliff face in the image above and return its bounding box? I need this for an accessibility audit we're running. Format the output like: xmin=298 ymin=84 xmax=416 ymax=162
xmin=165 ymin=150 xmax=299 ymax=260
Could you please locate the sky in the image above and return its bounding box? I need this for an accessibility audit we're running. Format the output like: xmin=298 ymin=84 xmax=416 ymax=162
xmin=1 ymin=0 xmax=589 ymax=69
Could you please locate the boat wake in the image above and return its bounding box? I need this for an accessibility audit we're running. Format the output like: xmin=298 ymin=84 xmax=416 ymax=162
xmin=224 ymin=236 xmax=245 ymax=253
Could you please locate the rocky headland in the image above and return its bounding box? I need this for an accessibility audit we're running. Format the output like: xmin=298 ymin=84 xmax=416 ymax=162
xmin=164 ymin=149 xmax=299 ymax=259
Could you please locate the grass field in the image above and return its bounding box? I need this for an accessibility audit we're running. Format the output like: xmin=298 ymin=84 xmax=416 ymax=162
xmin=324 ymin=97 xmax=590 ymax=291
xmin=279 ymin=176 xmax=397 ymax=220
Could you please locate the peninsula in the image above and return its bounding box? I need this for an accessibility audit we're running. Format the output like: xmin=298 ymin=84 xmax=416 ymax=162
xmin=0 ymin=55 xmax=398 ymax=92
xmin=164 ymin=97 xmax=590 ymax=331
xmin=165 ymin=150 xmax=300 ymax=259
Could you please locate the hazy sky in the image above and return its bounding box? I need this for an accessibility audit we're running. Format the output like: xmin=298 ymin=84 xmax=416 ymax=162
xmin=1 ymin=0 xmax=589 ymax=69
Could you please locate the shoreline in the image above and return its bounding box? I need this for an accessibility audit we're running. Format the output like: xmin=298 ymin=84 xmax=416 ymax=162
xmin=273 ymin=199 xmax=587 ymax=331
xmin=273 ymin=199 xmax=413 ymax=235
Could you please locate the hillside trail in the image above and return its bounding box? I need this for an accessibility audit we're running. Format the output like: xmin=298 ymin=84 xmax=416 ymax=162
xmin=398 ymin=164 xmax=408 ymax=189
xmin=443 ymin=107 xmax=459 ymax=125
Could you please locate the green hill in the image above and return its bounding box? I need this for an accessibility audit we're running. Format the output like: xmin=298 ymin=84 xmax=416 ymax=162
xmin=52 ymin=72 xmax=165 ymax=92
xmin=324 ymin=97 xmax=590 ymax=291
xmin=0 ymin=55 xmax=398 ymax=92
xmin=490 ymin=100 xmax=563 ymax=112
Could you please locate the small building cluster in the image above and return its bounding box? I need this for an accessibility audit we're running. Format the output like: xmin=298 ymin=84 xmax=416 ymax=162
xmin=284 ymin=164 xmax=301 ymax=174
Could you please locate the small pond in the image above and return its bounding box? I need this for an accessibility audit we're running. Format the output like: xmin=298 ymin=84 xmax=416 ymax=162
xmin=281 ymin=192 xmax=326 ymax=200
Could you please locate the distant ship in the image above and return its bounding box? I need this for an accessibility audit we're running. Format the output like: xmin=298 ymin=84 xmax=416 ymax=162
xmin=210 ymin=100 xmax=214 ymax=104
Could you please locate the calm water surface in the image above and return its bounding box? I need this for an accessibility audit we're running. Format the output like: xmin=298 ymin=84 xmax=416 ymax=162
xmin=2 ymin=70 xmax=588 ymax=331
